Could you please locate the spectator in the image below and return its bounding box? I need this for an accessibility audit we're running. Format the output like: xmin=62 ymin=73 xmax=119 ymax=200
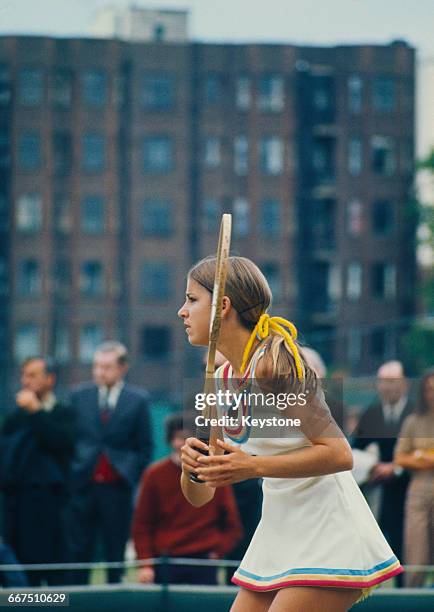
xmin=395 ymin=368 xmax=434 ymax=587
xmin=132 ymin=413 xmax=242 ymax=585
xmin=0 ymin=540 xmax=28 ymax=587
xmin=0 ymin=357 xmax=75 ymax=586
xmin=352 ymin=360 xmax=413 ymax=577
xmin=69 ymin=341 xmax=152 ymax=584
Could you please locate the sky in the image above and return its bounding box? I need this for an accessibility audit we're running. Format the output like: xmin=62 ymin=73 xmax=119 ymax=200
xmin=0 ymin=0 xmax=433 ymax=155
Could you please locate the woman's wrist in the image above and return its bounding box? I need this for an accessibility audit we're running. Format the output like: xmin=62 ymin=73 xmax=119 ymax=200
xmin=251 ymin=455 xmax=264 ymax=478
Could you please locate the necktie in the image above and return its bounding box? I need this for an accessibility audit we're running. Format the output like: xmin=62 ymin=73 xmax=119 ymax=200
xmin=99 ymin=389 xmax=111 ymax=423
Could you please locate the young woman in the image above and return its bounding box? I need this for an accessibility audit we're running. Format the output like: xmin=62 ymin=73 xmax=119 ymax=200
xmin=179 ymin=256 xmax=402 ymax=612
xmin=395 ymin=368 xmax=434 ymax=587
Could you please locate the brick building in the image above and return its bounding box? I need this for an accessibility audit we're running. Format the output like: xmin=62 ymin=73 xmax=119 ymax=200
xmin=0 ymin=35 xmax=416 ymax=400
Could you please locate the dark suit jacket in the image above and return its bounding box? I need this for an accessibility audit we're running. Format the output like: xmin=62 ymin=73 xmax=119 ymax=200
xmin=69 ymin=382 xmax=152 ymax=489
xmin=351 ymin=399 xmax=413 ymax=529
xmin=0 ymin=400 xmax=75 ymax=488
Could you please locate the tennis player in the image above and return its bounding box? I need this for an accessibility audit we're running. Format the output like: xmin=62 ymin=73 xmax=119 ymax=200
xmin=179 ymin=255 xmax=403 ymax=612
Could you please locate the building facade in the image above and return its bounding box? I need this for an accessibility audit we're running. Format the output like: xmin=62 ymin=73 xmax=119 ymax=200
xmin=0 ymin=36 xmax=416 ymax=400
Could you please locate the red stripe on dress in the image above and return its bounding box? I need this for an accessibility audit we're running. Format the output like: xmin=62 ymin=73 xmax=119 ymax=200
xmin=231 ymin=566 xmax=403 ymax=591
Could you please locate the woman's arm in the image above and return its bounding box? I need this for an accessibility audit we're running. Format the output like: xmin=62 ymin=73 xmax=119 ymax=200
xmin=180 ymin=437 xmax=216 ymax=507
xmin=196 ymin=426 xmax=353 ymax=487
xmin=254 ymin=427 xmax=353 ymax=478
xmin=395 ymin=450 xmax=434 ymax=471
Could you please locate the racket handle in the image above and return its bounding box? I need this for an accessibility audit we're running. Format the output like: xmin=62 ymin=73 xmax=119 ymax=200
xmin=189 ymin=437 xmax=209 ymax=484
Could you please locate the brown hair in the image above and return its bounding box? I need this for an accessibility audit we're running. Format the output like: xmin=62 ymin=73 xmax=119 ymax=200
xmin=189 ymin=255 xmax=315 ymax=386
xmin=417 ymin=368 xmax=434 ymax=415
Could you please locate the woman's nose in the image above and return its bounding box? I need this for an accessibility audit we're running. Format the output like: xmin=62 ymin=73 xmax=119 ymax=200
xmin=178 ymin=304 xmax=187 ymax=318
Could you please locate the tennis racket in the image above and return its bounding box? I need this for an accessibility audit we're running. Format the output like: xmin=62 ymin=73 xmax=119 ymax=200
xmin=190 ymin=213 xmax=232 ymax=483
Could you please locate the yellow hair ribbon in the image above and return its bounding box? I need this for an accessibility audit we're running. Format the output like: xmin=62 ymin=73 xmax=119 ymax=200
xmin=240 ymin=313 xmax=304 ymax=380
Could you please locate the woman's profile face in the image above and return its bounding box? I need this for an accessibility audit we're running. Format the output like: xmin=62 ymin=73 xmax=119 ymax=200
xmin=177 ymin=277 xmax=211 ymax=346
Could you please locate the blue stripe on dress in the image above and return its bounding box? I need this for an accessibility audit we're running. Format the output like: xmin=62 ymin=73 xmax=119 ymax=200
xmin=237 ymin=555 xmax=398 ymax=581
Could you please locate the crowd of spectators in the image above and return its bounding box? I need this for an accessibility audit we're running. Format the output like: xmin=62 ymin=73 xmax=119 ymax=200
xmin=0 ymin=343 xmax=432 ymax=589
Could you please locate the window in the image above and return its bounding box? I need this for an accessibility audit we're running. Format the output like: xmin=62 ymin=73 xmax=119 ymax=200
xmin=140 ymin=262 xmax=170 ymax=300
xmin=202 ymin=199 xmax=221 ymax=233
xmin=82 ymin=134 xmax=105 ymax=171
xmin=0 ymin=195 xmax=8 ymax=232
xmin=310 ymin=262 xmax=333 ymax=313
xmin=262 ymin=262 xmax=281 ymax=301
xmin=260 ymin=137 xmax=283 ymax=175
xmin=370 ymin=328 xmax=386 ymax=358
xmin=14 ymin=324 xmax=41 ymax=362
xmin=260 ymin=199 xmax=281 ymax=237
xmin=19 ymin=133 xmax=41 ymax=169
xmin=53 ymin=258 xmax=71 ymax=296
xmin=312 ymin=76 xmax=334 ymax=111
xmin=50 ymin=68 xmax=72 ymax=107
xmin=0 ymin=64 xmax=11 ymax=105
xmin=348 ymin=137 xmax=362 ymax=176
xmin=79 ymin=324 xmax=103 ymax=363
xmin=142 ymin=136 xmax=173 ymax=173
xmin=19 ymin=68 xmax=43 ymax=106
xmin=0 ymin=131 xmax=10 ymax=167
xmin=153 ymin=24 xmax=166 ymax=42
xmin=54 ymin=195 xmax=72 ymax=235
xmin=0 ymin=256 xmax=8 ymax=296
xmin=141 ymin=325 xmax=171 ymax=360
xmin=348 ymin=75 xmax=362 ymax=113
xmin=312 ymin=138 xmax=334 ymax=181
xmin=54 ymin=325 xmax=70 ymax=364
xmin=16 ymin=194 xmax=42 ymax=232
xmin=258 ymin=76 xmax=284 ymax=112
xmin=346 ymin=200 xmax=363 ymax=236
xmin=347 ymin=263 xmax=362 ymax=301
xmin=328 ymin=264 xmax=341 ymax=302
xmin=142 ymin=199 xmax=172 ymax=236
xmin=204 ymin=74 xmax=222 ymax=104
xmin=310 ymin=199 xmax=335 ymax=249
xmin=233 ymin=198 xmax=250 ymax=236
xmin=18 ymin=260 xmax=41 ymax=296
xmin=81 ymin=196 xmax=105 ymax=234
xmin=371 ymin=136 xmax=395 ymax=176
xmin=348 ymin=327 xmax=362 ymax=364
xmin=372 ymin=200 xmax=394 ymax=235
xmin=142 ymin=74 xmax=173 ymax=109
xmin=82 ymin=70 xmax=107 ymax=106
xmin=80 ymin=261 xmax=103 ymax=296
xmin=371 ymin=262 xmax=396 ymax=299
xmin=236 ymin=76 xmax=251 ymax=110
xmin=234 ymin=136 xmax=248 ymax=175
xmin=373 ymin=77 xmax=396 ymax=112
xmin=53 ymin=131 xmax=72 ymax=176
xmin=204 ymin=137 xmax=221 ymax=168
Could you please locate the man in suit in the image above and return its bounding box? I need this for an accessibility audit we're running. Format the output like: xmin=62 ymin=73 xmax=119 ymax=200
xmin=352 ymin=360 xmax=412 ymax=578
xmin=69 ymin=341 xmax=152 ymax=584
xmin=0 ymin=357 xmax=75 ymax=586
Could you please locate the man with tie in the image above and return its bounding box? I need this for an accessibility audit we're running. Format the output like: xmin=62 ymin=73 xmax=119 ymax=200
xmin=352 ymin=360 xmax=413 ymax=580
xmin=69 ymin=341 xmax=152 ymax=584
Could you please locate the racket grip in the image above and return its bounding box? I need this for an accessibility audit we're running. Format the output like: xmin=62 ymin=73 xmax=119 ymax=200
xmin=189 ymin=437 xmax=209 ymax=484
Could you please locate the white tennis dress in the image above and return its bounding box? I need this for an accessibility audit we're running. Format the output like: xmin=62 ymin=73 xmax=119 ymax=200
xmin=215 ymin=347 xmax=403 ymax=598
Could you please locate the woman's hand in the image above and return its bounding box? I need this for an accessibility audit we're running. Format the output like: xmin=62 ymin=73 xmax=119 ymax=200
xmin=180 ymin=437 xmax=209 ymax=475
xmin=195 ymin=439 xmax=257 ymax=487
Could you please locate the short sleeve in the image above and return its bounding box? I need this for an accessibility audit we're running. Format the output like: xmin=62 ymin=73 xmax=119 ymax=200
xmin=394 ymin=414 xmax=416 ymax=456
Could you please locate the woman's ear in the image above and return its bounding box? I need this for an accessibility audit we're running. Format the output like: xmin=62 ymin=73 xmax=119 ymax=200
xmin=221 ymin=296 xmax=232 ymax=316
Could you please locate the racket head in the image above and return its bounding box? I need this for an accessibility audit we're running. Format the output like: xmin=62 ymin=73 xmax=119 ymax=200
xmin=205 ymin=213 xmax=232 ymax=378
